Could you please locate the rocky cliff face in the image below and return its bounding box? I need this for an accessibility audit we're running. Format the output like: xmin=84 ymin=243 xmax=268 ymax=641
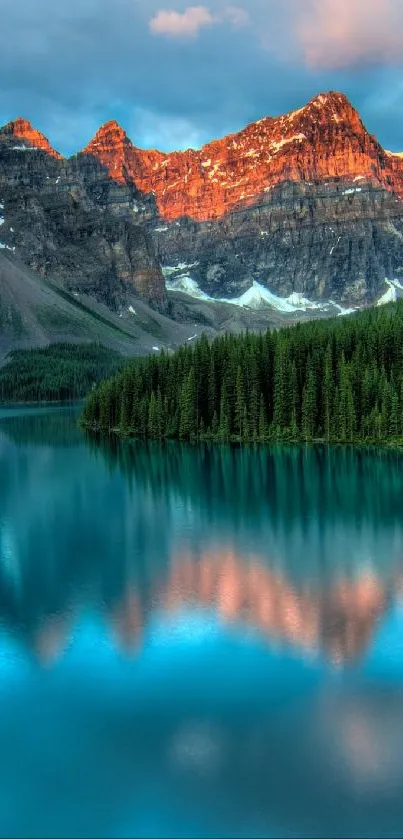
xmin=0 ymin=119 xmax=168 ymax=312
xmin=2 ymin=92 xmax=403 ymax=313
xmin=82 ymin=91 xmax=403 ymax=308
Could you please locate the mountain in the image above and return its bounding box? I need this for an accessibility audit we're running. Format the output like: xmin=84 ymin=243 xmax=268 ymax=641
xmin=83 ymin=92 xmax=403 ymax=221
xmin=0 ymin=117 xmax=168 ymax=314
xmin=2 ymin=91 xmax=403 ymax=320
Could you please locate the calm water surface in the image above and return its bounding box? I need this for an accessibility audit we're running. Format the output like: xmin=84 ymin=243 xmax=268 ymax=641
xmin=1 ymin=405 xmax=403 ymax=838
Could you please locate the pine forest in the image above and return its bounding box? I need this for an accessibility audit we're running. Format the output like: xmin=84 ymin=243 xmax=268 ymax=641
xmin=81 ymin=302 xmax=403 ymax=445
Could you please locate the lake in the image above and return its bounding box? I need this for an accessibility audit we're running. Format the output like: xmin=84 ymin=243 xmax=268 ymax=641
xmin=0 ymin=405 xmax=403 ymax=838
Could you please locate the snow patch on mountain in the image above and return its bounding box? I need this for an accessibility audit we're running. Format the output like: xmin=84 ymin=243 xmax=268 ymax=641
xmin=162 ymin=262 xmax=200 ymax=277
xmin=164 ymin=271 xmax=355 ymax=315
xmin=223 ymin=283 xmax=338 ymax=313
xmin=220 ymin=282 xmax=299 ymax=311
xmin=376 ymin=278 xmax=403 ymax=306
xmin=164 ymin=273 xmax=211 ymax=301
xmin=12 ymin=145 xmax=39 ymax=151
xmin=286 ymin=292 xmax=325 ymax=310
xmin=343 ymin=187 xmax=362 ymax=195
xmin=329 ymin=302 xmax=359 ymax=317
xmin=270 ymin=134 xmax=306 ymax=155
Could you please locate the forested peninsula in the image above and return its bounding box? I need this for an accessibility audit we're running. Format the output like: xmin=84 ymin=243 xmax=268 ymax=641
xmin=81 ymin=302 xmax=403 ymax=445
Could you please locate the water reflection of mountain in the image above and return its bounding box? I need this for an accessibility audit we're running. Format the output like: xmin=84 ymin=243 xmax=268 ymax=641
xmin=1 ymin=415 xmax=403 ymax=666
xmin=0 ymin=546 xmax=401 ymax=667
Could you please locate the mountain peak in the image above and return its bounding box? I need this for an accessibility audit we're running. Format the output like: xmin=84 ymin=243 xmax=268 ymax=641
xmin=1 ymin=117 xmax=62 ymax=158
xmin=84 ymin=120 xmax=129 ymax=150
xmin=82 ymin=121 xmax=133 ymax=183
xmin=308 ymin=90 xmax=352 ymax=107
xmin=8 ymin=117 xmax=34 ymax=132
xmin=103 ymin=119 xmax=126 ymax=132
xmin=302 ymin=90 xmax=360 ymax=125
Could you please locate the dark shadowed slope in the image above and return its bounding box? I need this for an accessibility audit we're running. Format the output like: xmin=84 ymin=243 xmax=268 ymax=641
xmin=0 ymin=251 xmax=209 ymax=362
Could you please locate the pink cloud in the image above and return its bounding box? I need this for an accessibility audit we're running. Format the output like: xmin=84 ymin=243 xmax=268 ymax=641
xmin=150 ymin=6 xmax=216 ymax=38
xmin=149 ymin=6 xmax=215 ymax=38
xmin=295 ymin=0 xmax=403 ymax=69
xmin=149 ymin=5 xmax=250 ymax=39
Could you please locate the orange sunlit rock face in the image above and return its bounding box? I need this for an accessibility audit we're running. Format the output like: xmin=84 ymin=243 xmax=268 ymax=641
xmin=82 ymin=92 xmax=403 ymax=222
xmin=4 ymin=118 xmax=62 ymax=159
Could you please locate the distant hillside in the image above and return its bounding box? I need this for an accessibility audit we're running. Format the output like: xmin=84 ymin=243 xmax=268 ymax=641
xmin=0 ymin=251 xmax=205 ymax=361
xmin=0 ymin=343 xmax=124 ymax=403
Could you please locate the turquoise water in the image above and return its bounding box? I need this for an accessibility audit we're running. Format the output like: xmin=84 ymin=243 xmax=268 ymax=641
xmin=0 ymin=405 xmax=403 ymax=837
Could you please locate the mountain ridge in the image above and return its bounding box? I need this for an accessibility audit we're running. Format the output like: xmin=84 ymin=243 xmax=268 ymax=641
xmin=2 ymin=90 xmax=403 ymax=316
xmin=6 ymin=90 xmax=403 ymax=156
xmin=5 ymin=90 xmax=403 ymax=223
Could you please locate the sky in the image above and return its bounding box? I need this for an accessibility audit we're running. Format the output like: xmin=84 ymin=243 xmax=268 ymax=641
xmin=0 ymin=0 xmax=403 ymax=156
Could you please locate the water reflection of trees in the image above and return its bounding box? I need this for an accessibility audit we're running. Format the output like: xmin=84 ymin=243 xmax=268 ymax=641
xmin=1 ymin=429 xmax=402 ymax=667
xmin=0 ymin=406 xmax=83 ymax=447
xmin=87 ymin=437 xmax=403 ymax=529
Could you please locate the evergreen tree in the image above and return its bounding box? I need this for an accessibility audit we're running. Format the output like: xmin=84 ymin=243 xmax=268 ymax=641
xmin=273 ymin=338 xmax=292 ymax=429
xmin=249 ymin=385 xmax=259 ymax=441
xmin=148 ymin=392 xmax=158 ymax=437
xmin=301 ymin=357 xmax=316 ymax=441
xmin=390 ymin=390 xmax=399 ymax=438
xmin=258 ymin=394 xmax=267 ymax=441
xmin=219 ymin=382 xmax=230 ymax=441
xmin=323 ymin=343 xmax=333 ymax=443
xmin=99 ymin=382 xmax=113 ymax=431
xmin=235 ymin=365 xmax=245 ymax=437
xmin=120 ymin=372 xmax=134 ymax=432
xmin=242 ymin=405 xmax=250 ymax=442
xmin=180 ymin=367 xmax=197 ymax=440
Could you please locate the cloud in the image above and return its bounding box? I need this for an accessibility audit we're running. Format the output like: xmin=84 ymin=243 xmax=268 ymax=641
xmin=149 ymin=5 xmax=249 ymax=39
xmin=223 ymin=6 xmax=250 ymax=28
xmin=1 ymin=0 xmax=403 ymax=157
xmin=149 ymin=6 xmax=216 ymax=38
xmin=295 ymin=0 xmax=403 ymax=69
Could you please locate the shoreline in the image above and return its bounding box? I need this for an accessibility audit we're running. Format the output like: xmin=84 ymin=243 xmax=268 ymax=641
xmin=80 ymin=425 xmax=403 ymax=452
xmin=0 ymin=399 xmax=84 ymax=407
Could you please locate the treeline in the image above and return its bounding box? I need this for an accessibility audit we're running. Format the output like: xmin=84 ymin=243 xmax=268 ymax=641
xmin=0 ymin=343 xmax=124 ymax=403
xmin=81 ymin=301 xmax=403 ymax=444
